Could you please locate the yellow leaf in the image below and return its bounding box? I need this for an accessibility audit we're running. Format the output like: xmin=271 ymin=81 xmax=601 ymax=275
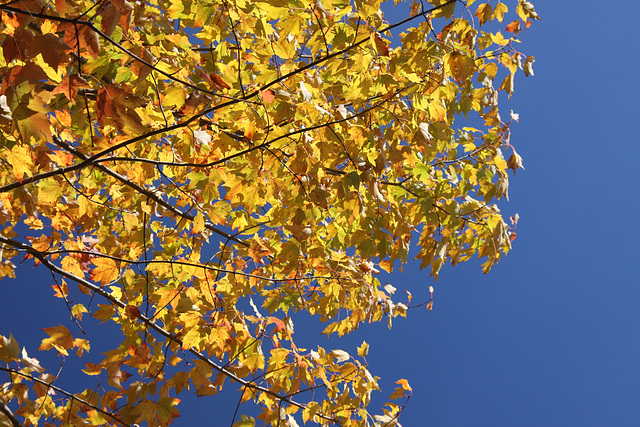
xmin=445 ymin=52 xmax=475 ymax=83
xmin=181 ymin=327 xmax=202 ymax=350
xmin=475 ymin=3 xmax=492 ymax=26
xmin=6 ymin=144 xmax=34 ymax=181
xmin=39 ymin=325 xmax=73 ymax=355
xmin=71 ymin=303 xmax=88 ymax=320
xmin=33 ymin=53 xmax=62 ymax=82
xmin=163 ymin=85 xmax=187 ymax=109
xmin=36 ymin=178 xmax=64 ymax=205
xmin=41 ymin=19 xmax=57 ymax=34
xmin=379 ymin=259 xmax=394 ymax=273
xmin=516 ymin=0 xmax=540 ymax=21
xmin=490 ymin=31 xmax=508 ymax=47
xmin=192 ymin=211 xmax=205 ymax=234
xmin=233 ymin=415 xmax=255 ymax=427
xmin=493 ymin=2 xmax=509 ymax=22
xmin=428 ymin=99 xmax=446 ymax=122
xmin=0 ymin=333 xmax=20 ymax=362
xmin=91 ymin=257 xmax=119 ymax=285
xmin=61 ymin=256 xmax=85 ymax=278
xmin=498 ymin=73 xmax=515 ymax=99
xmin=357 ymin=341 xmax=369 ymax=357
xmin=493 ymin=154 xmax=508 ymax=172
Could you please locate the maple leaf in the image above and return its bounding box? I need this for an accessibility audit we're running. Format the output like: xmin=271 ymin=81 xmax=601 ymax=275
xmin=39 ymin=325 xmax=74 ymax=355
xmin=5 ymin=144 xmax=34 ymax=181
xmin=91 ymin=257 xmax=120 ymax=285
xmin=52 ymin=74 xmax=91 ymax=103
xmin=0 ymin=333 xmax=20 ymax=362
xmin=371 ymin=32 xmax=390 ymax=56
xmin=259 ymin=89 xmax=276 ymax=104
xmin=208 ymin=74 xmax=231 ymax=91
xmin=505 ymin=20 xmax=521 ymax=33
xmin=475 ymin=3 xmax=492 ymax=26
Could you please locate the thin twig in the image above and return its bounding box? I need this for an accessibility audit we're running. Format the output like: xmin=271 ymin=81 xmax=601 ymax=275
xmin=0 ymin=236 xmax=339 ymax=424
xmin=0 ymin=367 xmax=129 ymax=426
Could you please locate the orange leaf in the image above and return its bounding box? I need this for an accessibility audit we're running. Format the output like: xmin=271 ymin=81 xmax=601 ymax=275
xmin=210 ymin=74 xmax=230 ymax=91
xmin=51 ymin=281 xmax=68 ymax=298
xmin=82 ymin=362 xmax=103 ymax=376
xmin=259 ymin=89 xmax=275 ymax=104
xmin=371 ymin=32 xmax=389 ymax=57
xmin=91 ymin=257 xmax=119 ymax=285
xmin=396 ymin=378 xmax=412 ymax=391
xmin=505 ymin=20 xmax=520 ymax=34
xmin=52 ymin=74 xmax=91 ymax=103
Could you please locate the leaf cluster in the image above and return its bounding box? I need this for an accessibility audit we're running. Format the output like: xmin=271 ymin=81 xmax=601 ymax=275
xmin=0 ymin=0 xmax=537 ymax=425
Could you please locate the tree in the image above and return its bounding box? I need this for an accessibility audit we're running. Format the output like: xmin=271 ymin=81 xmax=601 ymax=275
xmin=0 ymin=0 xmax=537 ymax=424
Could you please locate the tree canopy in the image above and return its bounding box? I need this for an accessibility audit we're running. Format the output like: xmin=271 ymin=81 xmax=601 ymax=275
xmin=0 ymin=0 xmax=537 ymax=425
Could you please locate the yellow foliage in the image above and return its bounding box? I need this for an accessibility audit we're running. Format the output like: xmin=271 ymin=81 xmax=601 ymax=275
xmin=0 ymin=0 xmax=537 ymax=424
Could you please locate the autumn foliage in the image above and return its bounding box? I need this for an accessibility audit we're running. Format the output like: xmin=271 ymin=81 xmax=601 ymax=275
xmin=0 ymin=0 xmax=537 ymax=425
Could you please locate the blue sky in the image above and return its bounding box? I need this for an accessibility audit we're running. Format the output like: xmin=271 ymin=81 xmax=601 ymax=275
xmin=2 ymin=1 xmax=640 ymax=426
xmin=368 ymin=1 xmax=640 ymax=424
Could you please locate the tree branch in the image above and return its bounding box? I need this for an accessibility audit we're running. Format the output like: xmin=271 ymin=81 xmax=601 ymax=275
xmin=0 ymin=400 xmax=21 ymax=427
xmin=0 ymin=367 xmax=129 ymax=426
xmin=50 ymin=136 xmax=248 ymax=246
xmin=0 ymin=1 xmax=457 ymax=194
xmin=0 ymin=237 xmax=339 ymax=424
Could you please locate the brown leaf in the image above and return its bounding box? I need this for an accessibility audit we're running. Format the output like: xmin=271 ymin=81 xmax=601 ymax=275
xmin=178 ymin=92 xmax=211 ymax=116
xmin=371 ymin=32 xmax=389 ymax=57
xmin=12 ymin=27 xmax=35 ymax=60
xmin=126 ymin=305 xmax=142 ymax=319
xmin=507 ymin=149 xmax=524 ymax=174
xmin=6 ymin=63 xmax=48 ymax=87
xmin=29 ymin=34 xmax=69 ymax=69
xmin=55 ymin=0 xmax=77 ymax=15
xmin=96 ymin=85 xmax=145 ymax=133
xmin=1 ymin=37 xmax=21 ymax=63
xmin=52 ymin=74 xmax=91 ymax=103
xmin=112 ymin=0 xmax=134 ymax=33
xmin=57 ymin=22 xmax=78 ymax=49
xmin=80 ymin=26 xmax=100 ymax=58
xmin=523 ymin=55 xmax=535 ymax=77
xmin=131 ymin=47 xmax=155 ymax=80
xmin=209 ymin=74 xmax=231 ymax=91
xmin=100 ymin=4 xmax=121 ymax=37
xmin=13 ymin=0 xmax=46 ymax=25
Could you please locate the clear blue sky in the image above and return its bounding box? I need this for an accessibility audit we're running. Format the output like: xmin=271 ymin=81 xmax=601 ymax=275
xmin=2 ymin=1 xmax=640 ymax=426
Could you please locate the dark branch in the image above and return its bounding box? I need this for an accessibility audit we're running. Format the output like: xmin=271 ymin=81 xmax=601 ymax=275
xmin=0 ymin=237 xmax=339 ymax=424
xmin=0 ymin=367 xmax=129 ymax=426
